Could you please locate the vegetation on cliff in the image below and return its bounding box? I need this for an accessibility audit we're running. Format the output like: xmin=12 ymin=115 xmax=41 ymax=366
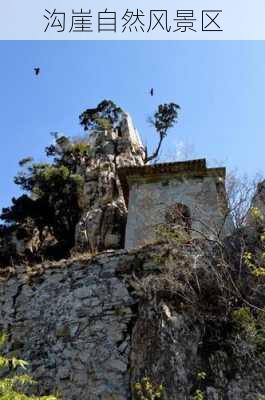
xmin=129 ymin=208 xmax=265 ymax=399
xmin=0 ymin=100 xmax=180 ymax=264
xmin=1 ymin=102 xmax=265 ymax=398
xmin=0 ymin=333 xmax=58 ymax=400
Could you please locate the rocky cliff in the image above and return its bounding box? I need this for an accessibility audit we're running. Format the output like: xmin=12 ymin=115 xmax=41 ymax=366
xmin=74 ymin=113 xmax=145 ymax=253
xmin=1 ymin=112 xmax=265 ymax=400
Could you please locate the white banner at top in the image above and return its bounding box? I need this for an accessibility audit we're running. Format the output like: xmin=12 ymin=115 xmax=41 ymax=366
xmin=0 ymin=0 xmax=264 ymax=40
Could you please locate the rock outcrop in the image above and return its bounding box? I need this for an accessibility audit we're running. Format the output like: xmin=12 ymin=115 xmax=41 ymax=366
xmin=74 ymin=113 xmax=145 ymax=253
xmin=246 ymin=180 xmax=265 ymax=225
xmin=251 ymin=180 xmax=265 ymax=213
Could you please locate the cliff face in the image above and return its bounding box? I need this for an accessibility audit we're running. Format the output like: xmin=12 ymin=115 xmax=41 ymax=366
xmin=1 ymin=242 xmax=265 ymax=400
xmin=246 ymin=180 xmax=265 ymax=226
xmin=131 ymin=300 xmax=265 ymax=400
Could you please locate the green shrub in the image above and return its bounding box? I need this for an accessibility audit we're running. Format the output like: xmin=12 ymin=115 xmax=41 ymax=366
xmin=231 ymin=307 xmax=265 ymax=352
xmin=0 ymin=333 xmax=59 ymax=400
xmin=133 ymin=376 xmax=163 ymax=400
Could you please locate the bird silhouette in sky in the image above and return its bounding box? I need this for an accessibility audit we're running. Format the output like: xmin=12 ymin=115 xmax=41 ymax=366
xmin=34 ymin=68 xmax=40 ymax=76
xmin=150 ymin=88 xmax=154 ymax=96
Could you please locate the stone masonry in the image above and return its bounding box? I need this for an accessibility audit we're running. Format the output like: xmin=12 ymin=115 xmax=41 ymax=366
xmin=0 ymin=251 xmax=136 ymax=400
xmin=1 ymin=246 xmax=265 ymax=400
xmin=119 ymin=159 xmax=234 ymax=249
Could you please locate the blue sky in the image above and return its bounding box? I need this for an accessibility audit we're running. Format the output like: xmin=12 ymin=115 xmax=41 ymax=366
xmin=0 ymin=40 xmax=264 ymax=211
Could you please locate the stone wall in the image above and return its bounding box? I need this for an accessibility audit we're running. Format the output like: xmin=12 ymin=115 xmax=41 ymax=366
xmin=125 ymin=171 xmax=234 ymax=249
xmin=0 ymin=251 xmax=137 ymax=400
xmin=0 ymin=245 xmax=265 ymax=400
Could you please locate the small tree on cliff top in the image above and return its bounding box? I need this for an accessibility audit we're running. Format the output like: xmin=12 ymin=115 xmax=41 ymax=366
xmin=79 ymin=100 xmax=124 ymax=131
xmin=145 ymin=102 xmax=180 ymax=163
xmin=79 ymin=100 xmax=180 ymax=164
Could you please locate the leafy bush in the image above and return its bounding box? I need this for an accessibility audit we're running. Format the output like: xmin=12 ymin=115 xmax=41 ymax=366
xmin=133 ymin=376 xmax=163 ymax=400
xmin=243 ymin=207 xmax=265 ymax=278
xmin=0 ymin=333 xmax=59 ymax=399
xmin=231 ymin=307 xmax=265 ymax=353
xmin=79 ymin=100 xmax=124 ymax=131
xmin=145 ymin=103 xmax=180 ymax=163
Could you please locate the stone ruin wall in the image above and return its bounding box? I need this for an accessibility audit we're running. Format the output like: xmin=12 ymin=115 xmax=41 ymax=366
xmin=0 ymin=251 xmax=135 ymax=400
xmin=124 ymin=169 xmax=234 ymax=249
xmin=1 ymin=247 xmax=264 ymax=400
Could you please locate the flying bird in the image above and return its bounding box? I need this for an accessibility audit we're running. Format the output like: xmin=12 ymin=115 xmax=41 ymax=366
xmin=34 ymin=68 xmax=40 ymax=76
xmin=150 ymin=88 xmax=154 ymax=96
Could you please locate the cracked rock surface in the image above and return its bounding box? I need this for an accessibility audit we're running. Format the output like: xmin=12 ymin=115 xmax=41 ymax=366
xmin=74 ymin=114 xmax=145 ymax=253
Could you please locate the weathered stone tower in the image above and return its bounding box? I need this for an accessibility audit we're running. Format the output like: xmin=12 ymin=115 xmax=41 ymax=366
xmin=119 ymin=159 xmax=234 ymax=249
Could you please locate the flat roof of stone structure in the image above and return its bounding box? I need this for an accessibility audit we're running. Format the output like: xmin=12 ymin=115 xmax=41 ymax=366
xmin=118 ymin=159 xmax=226 ymax=207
